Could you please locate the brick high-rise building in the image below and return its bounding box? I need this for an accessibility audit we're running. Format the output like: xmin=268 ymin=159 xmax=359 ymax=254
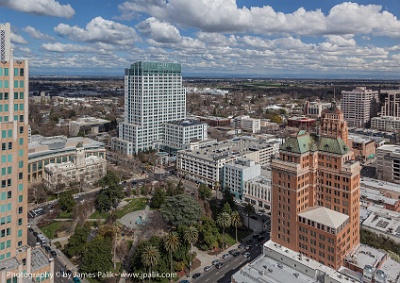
xmin=0 ymin=23 xmax=53 ymax=282
xmin=271 ymin=100 xmax=361 ymax=270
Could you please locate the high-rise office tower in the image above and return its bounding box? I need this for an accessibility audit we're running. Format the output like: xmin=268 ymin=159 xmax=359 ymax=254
xmin=271 ymin=101 xmax=361 ymax=270
xmin=380 ymin=89 xmax=400 ymax=117
xmin=112 ymin=61 xmax=186 ymax=156
xmin=341 ymin=87 xmax=378 ymax=128
xmin=0 ymin=23 xmax=53 ymax=282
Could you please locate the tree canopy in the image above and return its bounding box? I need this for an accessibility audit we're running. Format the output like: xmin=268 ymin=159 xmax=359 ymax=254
xmin=59 ymin=191 xmax=76 ymax=213
xmin=160 ymin=194 xmax=202 ymax=226
xmin=79 ymin=236 xmax=113 ymax=276
xmin=198 ymin=184 xmax=212 ymax=200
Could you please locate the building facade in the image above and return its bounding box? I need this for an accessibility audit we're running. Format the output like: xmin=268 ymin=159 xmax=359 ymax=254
xmin=270 ymin=102 xmax=361 ymax=270
xmin=303 ymin=99 xmax=332 ymax=118
xmin=341 ymin=87 xmax=379 ymax=128
xmin=0 ymin=23 xmax=53 ymax=283
xmin=44 ymin=146 xmax=106 ymax=190
xmin=112 ymin=62 xmax=186 ymax=156
xmin=222 ymin=158 xmax=261 ymax=200
xmin=380 ymin=89 xmax=400 ymax=117
xmin=371 ymin=116 xmax=400 ymax=132
xmin=28 ymin=135 xmax=106 ymax=184
xmin=243 ymin=173 xmax=272 ymax=211
xmin=348 ymin=135 xmax=376 ymax=164
xmin=376 ymin=144 xmax=400 ymax=184
xmin=162 ymin=120 xmax=207 ymax=154
xmin=69 ymin=116 xmax=110 ymax=136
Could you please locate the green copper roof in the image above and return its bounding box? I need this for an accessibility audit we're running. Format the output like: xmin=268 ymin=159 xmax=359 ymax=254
xmin=280 ymin=132 xmax=350 ymax=155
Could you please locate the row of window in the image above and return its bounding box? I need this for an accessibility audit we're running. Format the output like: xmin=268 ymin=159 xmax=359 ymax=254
xmin=0 ymin=67 xmax=24 ymax=77
xmin=0 ymin=92 xmax=24 ymax=100
xmin=0 ymin=80 xmax=24 ymax=88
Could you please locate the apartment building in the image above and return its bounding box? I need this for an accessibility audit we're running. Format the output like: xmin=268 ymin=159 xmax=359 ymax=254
xmin=112 ymin=61 xmax=186 ymax=156
xmin=222 ymin=158 xmax=261 ymax=200
xmin=0 ymin=23 xmax=53 ymax=283
xmin=341 ymin=87 xmax=378 ymax=128
xmin=270 ymin=101 xmax=361 ymax=270
xmin=176 ymin=137 xmax=277 ymax=185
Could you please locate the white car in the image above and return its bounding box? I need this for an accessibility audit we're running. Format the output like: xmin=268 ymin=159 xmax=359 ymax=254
xmin=255 ymin=211 xmax=263 ymax=216
xmin=243 ymin=252 xmax=251 ymax=258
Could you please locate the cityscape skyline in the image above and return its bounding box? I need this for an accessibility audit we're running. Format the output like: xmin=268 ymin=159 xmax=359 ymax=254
xmin=1 ymin=0 xmax=400 ymax=78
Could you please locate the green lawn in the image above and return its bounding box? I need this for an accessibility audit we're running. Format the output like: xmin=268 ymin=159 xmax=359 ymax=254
xmin=89 ymin=198 xmax=147 ymax=220
xmin=40 ymin=221 xmax=73 ymax=239
xmin=114 ymin=198 xmax=147 ymax=219
xmin=57 ymin=211 xmax=73 ymax=219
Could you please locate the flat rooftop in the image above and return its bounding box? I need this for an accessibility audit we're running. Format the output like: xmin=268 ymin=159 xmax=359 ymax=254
xmin=70 ymin=116 xmax=110 ymax=125
xmin=361 ymin=177 xmax=400 ymax=195
xmin=346 ymin=244 xmax=386 ymax=269
xmin=167 ymin=119 xmax=205 ymax=126
xmin=361 ymin=187 xmax=398 ymax=205
xmin=362 ymin=210 xmax=400 ymax=237
xmin=178 ymin=137 xmax=275 ymax=162
xmin=31 ymin=248 xmax=51 ymax=271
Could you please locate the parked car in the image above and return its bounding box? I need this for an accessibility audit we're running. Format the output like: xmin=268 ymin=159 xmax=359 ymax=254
xmin=252 ymin=233 xmax=259 ymax=238
xmin=50 ymin=250 xmax=57 ymax=258
xmin=257 ymin=236 xmax=265 ymax=242
xmin=245 ymin=245 xmax=252 ymax=250
xmin=255 ymin=211 xmax=263 ymax=216
xmin=179 ymin=280 xmax=189 ymax=283
xmin=204 ymin=266 xmax=212 ymax=272
xmin=232 ymin=251 xmax=241 ymax=257
xmin=238 ymin=244 xmax=244 ymax=249
xmin=222 ymin=253 xmax=230 ymax=259
xmin=212 ymin=259 xmax=220 ymax=265
xmin=260 ymin=230 xmax=266 ymax=235
xmin=43 ymin=245 xmax=51 ymax=253
xmin=228 ymin=249 xmax=237 ymax=254
xmin=28 ymin=227 xmax=34 ymax=233
xmin=243 ymin=252 xmax=251 ymax=258
xmin=192 ymin=273 xmax=201 ymax=279
xmin=215 ymin=262 xmax=224 ymax=269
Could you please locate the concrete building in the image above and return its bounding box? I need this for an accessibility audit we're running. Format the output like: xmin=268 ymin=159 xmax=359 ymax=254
xmin=380 ymin=89 xmax=400 ymax=117
xmin=243 ymin=171 xmax=272 ymax=211
xmin=162 ymin=119 xmax=207 ymax=154
xmin=43 ymin=146 xmax=107 ymax=190
xmin=233 ymin=115 xmax=261 ymax=133
xmin=69 ymin=116 xmax=110 ymax=136
xmin=348 ymin=134 xmax=376 ymax=164
xmin=176 ymin=137 xmax=277 ymax=186
xmin=271 ymin=101 xmax=361 ymax=270
xmin=341 ymin=87 xmax=379 ymax=128
xmin=28 ymin=135 xmax=106 ymax=184
xmin=371 ymin=116 xmax=400 ymax=132
xmin=304 ymin=99 xmax=332 ymax=118
xmin=376 ymin=144 xmax=400 ymax=184
xmin=0 ymin=23 xmax=53 ymax=283
xmin=222 ymin=158 xmax=261 ymax=200
xmin=112 ymin=62 xmax=186 ymax=156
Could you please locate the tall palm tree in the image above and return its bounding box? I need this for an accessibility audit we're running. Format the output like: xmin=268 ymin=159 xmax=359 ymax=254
xmin=183 ymin=226 xmax=198 ymax=277
xmin=214 ymin=181 xmax=221 ymax=217
xmin=216 ymin=212 xmax=231 ymax=250
xmin=164 ymin=232 xmax=180 ymax=282
xmin=244 ymin=203 xmax=255 ymax=231
xmin=141 ymin=244 xmax=160 ymax=283
xmin=230 ymin=210 xmax=241 ymax=243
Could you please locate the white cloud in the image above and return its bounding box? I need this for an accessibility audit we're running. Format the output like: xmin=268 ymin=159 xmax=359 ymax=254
xmin=0 ymin=0 xmax=75 ymax=18
xmin=324 ymin=35 xmax=356 ymax=47
xmin=119 ymin=1 xmax=400 ymax=37
xmin=42 ymin=43 xmax=95 ymax=53
xmin=136 ymin=17 xmax=181 ymax=43
xmin=55 ymin=17 xmax=138 ymax=45
xmin=196 ymin=32 xmax=237 ymax=46
xmin=11 ymin=33 xmax=27 ymax=44
xmin=23 ymin=26 xmax=55 ymax=41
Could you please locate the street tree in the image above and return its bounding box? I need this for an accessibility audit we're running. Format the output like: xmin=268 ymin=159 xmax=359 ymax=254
xmin=198 ymin=184 xmax=212 ymax=200
xmin=160 ymin=194 xmax=202 ymax=226
xmin=141 ymin=244 xmax=160 ymax=283
xmin=163 ymin=232 xmax=180 ymax=282
xmin=244 ymin=203 xmax=255 ymax=230
xmin=59 ymin=191 xmax=76 ymax=213
xmin=216 ymin=212 xmax=231 ymax=249
xmin=64 ymin=224 xmax=91 ymax=259
xmin=183 ymin=226 xmax=198 ymax=277
xmin=230 ymin=211 xmax=241 ymax=243
xmin=80 ymin=236 xmax=113 ymax=277
xmin=150 ymin=187 xmax=166 ymax=209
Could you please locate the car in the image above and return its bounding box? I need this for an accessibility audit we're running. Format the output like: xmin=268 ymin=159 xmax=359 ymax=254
xmin=28 ymin=227 xmax=34 ymax=233
xmin=204 ymin=266 xmax=212 ymax=272
xmin=260 ymin=230 xmax=266 ymax=235
xmin=33 ymin=231 xmax=38 ymax=237
xmin=243 ymin=252 xmax=251 ymax=258
xmin=232 ymin=251 xmax=241 ymax=257
xmin=179 ymin=280 xmax=189 ymax=283
xmin=215 ymin=263 xmax=224 ymax=269
xmin=255 ymin=211 xmax=263 ymax=216
xmin=258 ymin=236 xmax=265 ymax=242
xmin=238 ymin=244 xmax=244 ymax=249
xmin=192 ymin=273 xmax=201 ymax=279
xmin=245 ymin=245 xmax=252 ymax=250
xmin=72 ymin=278 xmax=81 ymax=283
xmin=252 ymin=233 xmax=259 ymax=238
xmin=43 ymin=245 xmax=51 ymax=253
xmin=50 ymin=250 xmax=57 ymax=258
xmin=228 ymin=249 xmax=237 ymax=254
xmin=211 ymin=259 xmax=220 ymax=265
xmin=222 ymin=253 xmax=230 ymax=259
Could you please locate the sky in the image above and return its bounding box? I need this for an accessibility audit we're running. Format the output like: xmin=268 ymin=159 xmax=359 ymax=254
xmin=1 ymin=0 xmax=400 ymax=78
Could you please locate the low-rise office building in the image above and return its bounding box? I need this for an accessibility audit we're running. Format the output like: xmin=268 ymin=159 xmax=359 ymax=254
xmin=304 ymin=99 xmax=332 ymax=118
xmin=348 ymin=134 xmax=376 ymax=164
xmin=69 ymin=116 xmax=110 ymax=136
xmin=28 ymin=135 xmax=106 ymax=184
xmin=371 ymin=116 xmax=400 ymax=132
xmin=376 ymin=144 xmax=400 ymax=184
xmin=176 ymin=137 xmax=277 ymax=185
xmin=233 ymin=116 xmax=261 ymax=133
xmin=243 ymin=171 xmax=272 ymax=211
xmin=223 ymin=158 xmax=261 ymax=200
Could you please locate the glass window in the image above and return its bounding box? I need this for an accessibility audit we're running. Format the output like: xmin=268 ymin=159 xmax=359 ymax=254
xmin=8 ymin=130 xmax=12 ymax=137
xmin=20 ymin=68 xmax=24 ymax=76
xmin=20 ymin=81 xmax=24 ymax=88
xmin=19 ymin=138 xmax=23 ymax=145
xmin=14 ymin=68 xmax=18 ymax=76
xmin=14 ymin=81 xmax=18 ymax=88
xmin=0 ymin=68 xmax=2 ymax=76
xmin=14 ymin=104 xmax=18 ymax=111
xmin=4 ymin=93 xmax=8 ymax=100
xmin=19 ymin=92 xmax=24 ymax=99
xmin=4 ymin=68 xmax=8 ymax=76
xmin=18 ymin=184 xmax=23 ymax=192
xmin=18 ymin=195 xmax=23 ymax=203
xmin=18 ymin=229 xmax=22 ymax=237
xmin=14 ymin=92 xmax=18 ymax=99
xmin=20 ymin=104 xmax=24 ymax=110
xmin=4 ymin=80 xmax=8 ymax=88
